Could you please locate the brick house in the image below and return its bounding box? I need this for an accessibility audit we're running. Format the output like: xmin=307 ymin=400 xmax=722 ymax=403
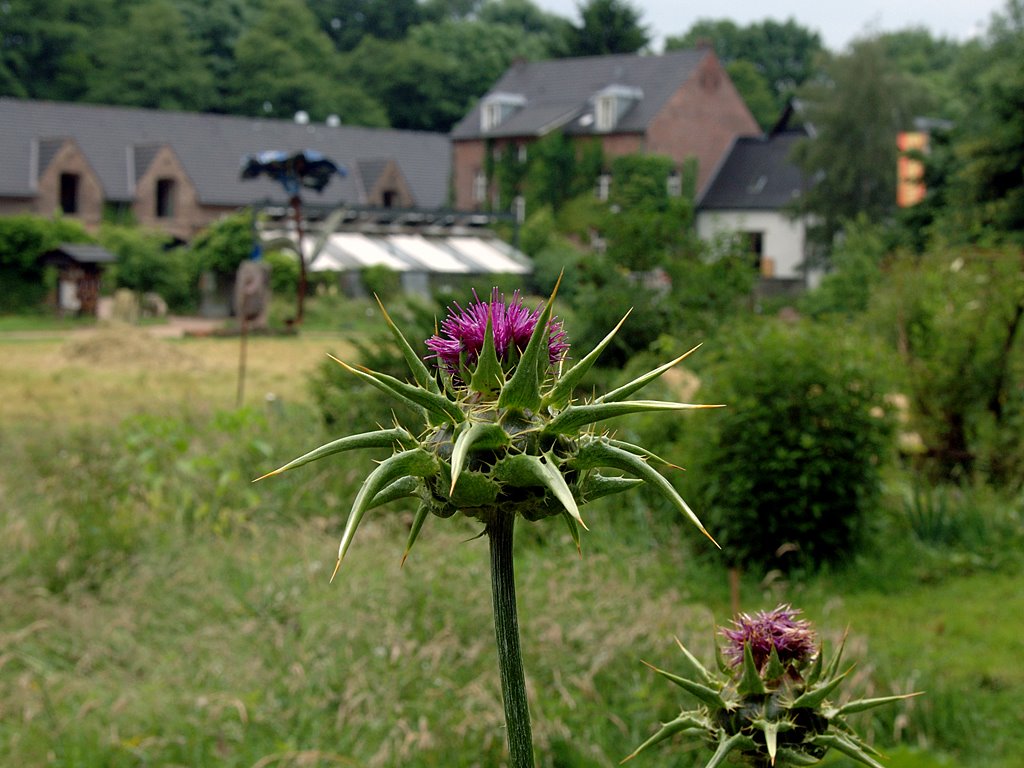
xmin=449 ymin=49 xmax=759 ymax=210
xmin=0 ymin=98 xmax=451 ymax=241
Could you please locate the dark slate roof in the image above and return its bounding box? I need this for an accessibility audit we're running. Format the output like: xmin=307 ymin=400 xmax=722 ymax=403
xmin=46 ymin=243 xmax=118 ymax=264
xmin=0 ymin=98 xmax=451 ymax=209
xmin=355 ymin=158 xmax=390 ymax=192
xmin=450 ymin=50 xmax=708 ymax=140
xmin=697 ymin=130 xmax=807 ymax=211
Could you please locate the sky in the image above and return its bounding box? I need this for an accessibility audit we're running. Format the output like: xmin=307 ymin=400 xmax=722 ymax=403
xmin=535 ymin=0 xmax=1008 ymax=51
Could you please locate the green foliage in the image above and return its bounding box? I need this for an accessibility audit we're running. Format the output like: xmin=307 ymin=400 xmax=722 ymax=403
xmin=604 ymin=154 xmax=690 ymax=272
xmin=798 ymin=216 xmax=889 ymax=317
xmin=360 ymin=264 xmax=401 ymax=301
xmin=311 ymin=0 xmax=422 ymax=51
xmin=188 ymin=211 xmax=254 ymax=276
xmin=0 ymin=214 xmax=94 ymax=311
xmin=495 ymin=143 xmax=529 ymax=210
xmin=665 ymin=18 xmax=823 ymax=111
xmin=525 ymin=131 xmax=578 ymax=212
xmin=562 ymin=0 xmax=649 ymax=56
xmin=230 ymin=0 xmax=387 ymax=125
xmin=99 ymin=224 xmax=197 ymax=310
xmin=1 ymin=327 xmax=1022 ymax=768
xmin=263 ymin=250 xmax=299 ymax=295
xmin=792 ymin=37 xmax=928 ymax=248
xmin=308 ymin=298 xmax=439 ymax=431
xmin=685 ymin=320 xmax=893 ymax=573
xmin=529 ymin=237 xmax=587 ymax=300
xmin=518 ymin=205 xmax=556 ymax=257
xmin=84 ymin=0 xmax=217 ymax=110
xmin=724 ymin=59 xmax=777 ymax=129
xmin=867 ymin=246 xmax=1024 ymax=486
xmin=943 ymin=2 xmax=1024 ymax=241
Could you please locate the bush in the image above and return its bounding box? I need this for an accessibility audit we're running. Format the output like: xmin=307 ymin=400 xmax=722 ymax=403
xmin=360 ymin=264 xmax=401 ymax=301
xmin=188 ymin=211 xmax=253 ymax=276
xmin=0 ymin=214 xmax=94 ymax=311
xmin=99 ymin=224 xmax=197 ymax=311
xmin=308 ymin=296 xmax=439 ymax=431
xmin=684 ymin=319 xmax=893 ymax=573
xmin=866 ymin=246 xmax=1024 ymax=486
xmin=264 ymin=249 xmax=300 ymax=296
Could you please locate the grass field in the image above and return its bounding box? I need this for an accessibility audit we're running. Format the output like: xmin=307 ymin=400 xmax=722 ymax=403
xmin=1 ymin=312 xmax=1021 ymax=767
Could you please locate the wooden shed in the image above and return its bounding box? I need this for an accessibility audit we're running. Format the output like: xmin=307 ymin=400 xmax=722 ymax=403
xmin=39 ymin=243 xmax=117 ymax=316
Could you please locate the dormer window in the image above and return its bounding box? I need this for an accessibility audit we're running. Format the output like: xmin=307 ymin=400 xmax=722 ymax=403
xmin=593 ymin=85 xmax=643 ymax=132
xmin=155 ymin=177 xmax=176 ymax=218
xmin=60 ymin=173 xmax=80 ymax=214
xmin=480 ymin=92 xmax=526 ymax=132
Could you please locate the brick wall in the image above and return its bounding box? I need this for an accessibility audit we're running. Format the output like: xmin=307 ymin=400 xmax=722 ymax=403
xmin=132 ymin=146 xmax=206 ymax=240
xmin=646 ymin=52 xmax=760 ymax=195
xmin=452 ymin=140 xmax=487 ymax=210
xmin=34 ymin=139 xmax=105 ymax=226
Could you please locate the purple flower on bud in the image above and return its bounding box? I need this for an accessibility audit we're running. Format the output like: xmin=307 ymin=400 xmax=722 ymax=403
xmin=426 ymin=288 xmax=569 ymax=378
xmin=721 ymin=603 xmax=818 ymax=672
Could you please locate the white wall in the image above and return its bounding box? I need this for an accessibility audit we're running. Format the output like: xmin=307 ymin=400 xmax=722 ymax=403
xmin=696 ymin=210 xmax=809 ymax=283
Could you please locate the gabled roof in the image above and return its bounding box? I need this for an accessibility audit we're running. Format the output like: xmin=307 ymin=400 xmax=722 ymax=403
xmin=41 ymin=243 xmax=118 ymax=264
xmin=450 ymin=50 xmax=708 ymax=140
xmin=697 ymin=129 xmax=808 ymax=211
xmin=0 ymin=98 xmax=451 ymax=209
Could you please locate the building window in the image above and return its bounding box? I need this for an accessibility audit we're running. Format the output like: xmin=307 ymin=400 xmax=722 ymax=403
xmin=742 ymin=231 xmax=765 ymax=272
xmin=517 ymin=144 xmax=528 ymax=163
xmin=155 ymin=177 xmax=175 ymax=218
xmin=595 ymin=96 xmax=615 ymax=132
xmin=59 ymin=173 xmax=79 ymax=214
xmin=473 ymin=170 xmax=487 ymax=203
xmin=382 ymin=189 xmax=397 ymax=208
xmin=480 ymin=92 xmax=526 ymax=132
xmin=667 ymin=170 xmax=682 ymax=198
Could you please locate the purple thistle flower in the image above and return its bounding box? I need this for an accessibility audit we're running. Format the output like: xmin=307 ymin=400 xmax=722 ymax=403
xmin=721 ymin=604 xmax=818 ymax=672
xmin=426 ymin=288 xmax=569 ymax=378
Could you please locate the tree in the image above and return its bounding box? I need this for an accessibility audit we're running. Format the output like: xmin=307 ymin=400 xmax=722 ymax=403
xmin=345 ymin=19 xmax=547 ymax=132
xmin=174 ymin=0 xmax=259 ymax=106
xmin=85 ymin=0 xmax=216 ymax=111
xmin=478 ymin=0 xmax=573 ymax=56
xmin=341 ymin=37 xmax=463 ymax=132
xmin=229 ymin=0 xmax=387 ymax=125
xmin=309 ymin=0 xmax=422 ymax=52
xmin=562 ymin=0 xmax=649 ymax=57
xmin=722 ymin=60 xmax=777 ymax=130
xmin=945 ymin=0 xmax=1024 ymax=241
xmin=791 ymin=38 xmax=926 ymax=248
xmin=665 ymin=18 xmax=823 ymax=112
xmin=410 ymin=19 xmax=548 ymax=107
xmin=0 ymin=0 xmax=116 ymax=101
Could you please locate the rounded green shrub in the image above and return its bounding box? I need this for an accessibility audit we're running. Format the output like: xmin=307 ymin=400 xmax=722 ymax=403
xmin=686 ymin=319 xmax=893 ymax=572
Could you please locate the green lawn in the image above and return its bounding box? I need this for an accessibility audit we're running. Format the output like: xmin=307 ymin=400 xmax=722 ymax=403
xmin=0 ymin=316 xmax=1020 ymax=767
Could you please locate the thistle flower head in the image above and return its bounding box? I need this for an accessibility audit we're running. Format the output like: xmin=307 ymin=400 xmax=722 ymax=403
xmin=625 ymin=606 xmax=920 ymax=768
xmin=721 ymin=604 xmax=817 ymax=673
xmin=256 ymin=279 xmax=722 ymax=578
xmin=426 ymin=288 xmax=569 ymax=381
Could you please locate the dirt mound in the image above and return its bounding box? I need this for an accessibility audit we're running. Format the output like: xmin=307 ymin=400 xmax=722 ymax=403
xmin=61 ymin=324 xmax=202 ymax=369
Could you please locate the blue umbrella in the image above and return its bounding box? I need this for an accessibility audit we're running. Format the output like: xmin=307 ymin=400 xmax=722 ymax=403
xmin=240 ymin=149 xmax=346 ymax=196
xmin=239 ymin=150 xmax=345 ymax=324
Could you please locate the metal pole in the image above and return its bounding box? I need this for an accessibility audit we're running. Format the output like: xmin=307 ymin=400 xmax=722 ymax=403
xmin=291 ymin=194 xmax=307 ymax=325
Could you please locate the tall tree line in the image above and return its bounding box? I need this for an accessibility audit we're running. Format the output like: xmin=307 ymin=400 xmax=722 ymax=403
xmin=0 ymin=0 xmax=649 ymax=131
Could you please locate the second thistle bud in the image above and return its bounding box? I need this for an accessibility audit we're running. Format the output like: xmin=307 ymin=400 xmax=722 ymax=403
xmin=626 ymin=605 xmax=920 ymax=768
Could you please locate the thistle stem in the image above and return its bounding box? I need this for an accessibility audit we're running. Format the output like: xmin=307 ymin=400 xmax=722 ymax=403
xmin=487 ymin=512 xmax=535 ymax=767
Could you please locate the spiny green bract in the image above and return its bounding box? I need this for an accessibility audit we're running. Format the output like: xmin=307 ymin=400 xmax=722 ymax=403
xmin=256 ymin=282 xmax=721 ymax=578
xmin=625 ymin=606 xmax=920 ymax=768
